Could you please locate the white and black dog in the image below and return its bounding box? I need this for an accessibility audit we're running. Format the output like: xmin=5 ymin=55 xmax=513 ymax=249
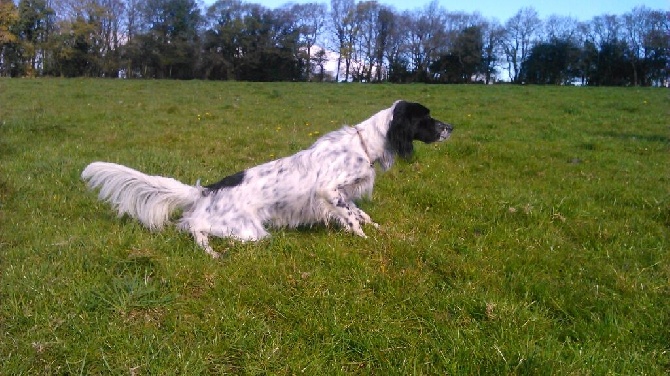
xmin=82 ymin=100 xmax=453 ymax=257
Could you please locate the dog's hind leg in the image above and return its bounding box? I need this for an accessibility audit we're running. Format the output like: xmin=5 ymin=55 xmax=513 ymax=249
xmin=193 ymin=231 xmax=220 ymax=258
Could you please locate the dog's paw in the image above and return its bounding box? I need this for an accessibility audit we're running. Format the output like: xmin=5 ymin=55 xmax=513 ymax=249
xmin=206 ymin=250 xmax=221 ymax=259
xmin=352 ymin=227 xmax=367 ymax=238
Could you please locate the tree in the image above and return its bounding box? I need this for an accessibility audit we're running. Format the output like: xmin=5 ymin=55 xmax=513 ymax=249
xmin=1 ymin=0 xmax=666 ymax=84
xmin=480 ymin=20 xmax=504 ymax=84
xmin=383 ymin=10 xmax=410 ymax=83
xmin=99 ymin=0 xmax=126 ymax=76
xmin=544 ymin=15 xmax=578 ymax=42
xmin=203 ymin=1 xmax=302 ymax=81
xmin=406 ymin=1 xmax=447 ymax=82
xmin=594 ymin=39 xmax=633 ymax=85
xmin=350 ymin=0 xmax=383 ymax=82
xmin=291 ymin=2 xmax=326 ymax=81
xmin=259 ymin=6 xmax=303 ymax=81
xmin=520 ymin=14 xmax=581 ymax=85
xmin=590 ymin=14 xmax=620 ymax=46
xmin=202 ymin=0 xmax=248 ymax=80
xmin=128 ymin=0 xmax=202 ymax=78
xmin=124 ymin=0 xmax=140 ymax=42
xmin=0 ymin=0 xmax=18 ymax=44
xmin=432 ymin=25 xmax=483 ymax=83
xmin=16 ymin=0 xmax=54 ymax=76
xmin=584 ymin=14 xmax=631 ymax=86
xmin=460 ymin=25 xmax=484 ymax=82
xmin=312 ymin=47 xmax=329 ymax=81
xmin=623 ymin=7 xmax=648 ymax=86
xmin=521 ymin=38 xmax=580 ymax=84
xmin=503 ymin=7 xmax=541 ymax=83
xmin=50 ymin=15 xmax=98 ymax=76
xmin=48 ymin=0 xmax=126 ymax=77
xmin=0 ymin=0 xmax=19 ymax=76
xmin=329 ymin=0 xmax=356 ymax=82
xmin=373 ymin=6 xmax=393 ymax=81
xmin=641 ymin=10 xmax=669 ymax=86
xmin=622 ymin=7 xmax=670 ymax=86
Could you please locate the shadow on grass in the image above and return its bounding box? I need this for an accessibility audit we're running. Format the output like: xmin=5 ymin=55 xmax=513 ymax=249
xmin=597 ymin=131 xmax=669 ymax=144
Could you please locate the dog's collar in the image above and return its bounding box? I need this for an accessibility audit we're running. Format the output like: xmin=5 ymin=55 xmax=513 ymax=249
xmin=354 ymin=127 xmax=374 ymax=167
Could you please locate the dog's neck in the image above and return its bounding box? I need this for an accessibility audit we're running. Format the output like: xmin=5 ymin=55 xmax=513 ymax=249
xmin=353 ymin=107 xmax=395 ymax=170
xmin=355 ymin=128 xmax=374 ymax=166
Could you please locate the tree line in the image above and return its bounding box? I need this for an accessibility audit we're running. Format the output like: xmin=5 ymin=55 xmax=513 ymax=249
xmin=0 ymin=0 xmax=667 ymax=85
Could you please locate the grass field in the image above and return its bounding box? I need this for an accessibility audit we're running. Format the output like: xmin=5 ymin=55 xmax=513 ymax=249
xmin=0 ymin=79 xmax=668 ymax=374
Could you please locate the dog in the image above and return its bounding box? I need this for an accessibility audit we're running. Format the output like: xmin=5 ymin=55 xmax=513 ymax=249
xmin=82 ymin=100 xmax=453 ymax=257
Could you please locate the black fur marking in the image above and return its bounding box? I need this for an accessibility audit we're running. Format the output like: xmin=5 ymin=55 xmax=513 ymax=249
xmin=414 ymin=117 xmax=443 ymax=143
xmin=386 ymin=101 xmax=446 ymax=159
xmin=387 ymin=101 xmax=427 ymax=159
xmin=272 ymin=202 xmax=288 ymax=211
xmin=205 ymin=170 xmax=246 ymax=191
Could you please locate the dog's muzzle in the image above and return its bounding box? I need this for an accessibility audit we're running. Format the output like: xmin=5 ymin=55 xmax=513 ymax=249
xmin=437 ymin=122 xmax=454 ymax=141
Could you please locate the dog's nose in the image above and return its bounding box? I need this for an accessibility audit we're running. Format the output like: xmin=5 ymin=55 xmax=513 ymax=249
xmin=439 ymin=122 xmax=453 ymax=132
xmin=436 ymin=121 xmax=453 ymax=141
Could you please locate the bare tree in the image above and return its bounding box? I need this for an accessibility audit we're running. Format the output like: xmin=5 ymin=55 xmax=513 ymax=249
xmin=123 ymin=0 xmax=140 ymax=42
xmin=291 ymin=2 xmax=326 ymax=80
xmin=643 ymin=10 xmax=670 ymax=85
xmin=374 ymin=5 xmax=393 ymax=81
xmin=481 ymin=19 xmax=505 ymax=84
xmin=502 ymin=7 xmax=542 ymax=82
xmin=406 ymin=0 xmax=447 ymax=82
xmin=544 ymin=15 xmax=578 ymax=42
xmin=384 ymin=9 xmax=410 ymax=82
xmin=590 ymin=14 xmax=621 ymax=46
xmin=329 ymin=0 xmax=355 ymax=81
xmin=312 ymin=47 xmax=329 ymax=81
xmin=352 ymin=0 xmax=380 ymax=81
xmin=622 ymin=6 xmax=651 ymax=86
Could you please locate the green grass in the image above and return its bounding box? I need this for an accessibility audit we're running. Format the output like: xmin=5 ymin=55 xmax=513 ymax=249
xmin=1 ymin=79 xmax=668 ymax=374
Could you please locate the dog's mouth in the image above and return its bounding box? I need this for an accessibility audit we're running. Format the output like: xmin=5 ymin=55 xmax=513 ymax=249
xmin=437 ymin=122 xmax=454 ymax=142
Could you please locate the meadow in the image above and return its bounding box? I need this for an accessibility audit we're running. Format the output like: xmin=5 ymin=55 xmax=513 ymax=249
xmin=0 ymin=79 xmax=668 ymax=374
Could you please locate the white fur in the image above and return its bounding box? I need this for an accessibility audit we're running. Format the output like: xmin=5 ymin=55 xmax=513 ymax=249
xmin=81 ymin=162 xmax=202 ymax=230
xmin=82 ymin=101 xmax=452 ymax=258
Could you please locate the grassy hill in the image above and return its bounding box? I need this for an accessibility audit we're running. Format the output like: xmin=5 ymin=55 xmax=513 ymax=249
xmin=0 ymin=79 xmax=668 ymax=374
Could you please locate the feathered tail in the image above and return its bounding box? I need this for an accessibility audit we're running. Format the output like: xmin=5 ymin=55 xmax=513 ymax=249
xmin=81 ymin=162 xmax=202 ymax=230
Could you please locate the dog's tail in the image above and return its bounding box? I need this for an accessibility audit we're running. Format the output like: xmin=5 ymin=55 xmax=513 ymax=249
xmin=81 ymin=162 xmax=202 ymax=231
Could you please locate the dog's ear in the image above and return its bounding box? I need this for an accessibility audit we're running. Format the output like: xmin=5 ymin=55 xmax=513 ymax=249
xmin=386 ymin=101 xmax=430 ymax=159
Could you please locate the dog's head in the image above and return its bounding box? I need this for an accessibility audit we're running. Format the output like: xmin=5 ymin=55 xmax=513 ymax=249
xmin=386 ymin=100 xmax=453 ymax=159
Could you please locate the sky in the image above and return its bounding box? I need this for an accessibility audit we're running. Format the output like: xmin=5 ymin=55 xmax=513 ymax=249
xmin=204 ymin=0 xmax=668 ymax=22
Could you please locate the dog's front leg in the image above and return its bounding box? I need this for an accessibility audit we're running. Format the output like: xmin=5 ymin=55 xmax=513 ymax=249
xmin=350 ymin=204 xmax=379 ymax=229
xmin=319 ymin=189 xmax=367 ymax=237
